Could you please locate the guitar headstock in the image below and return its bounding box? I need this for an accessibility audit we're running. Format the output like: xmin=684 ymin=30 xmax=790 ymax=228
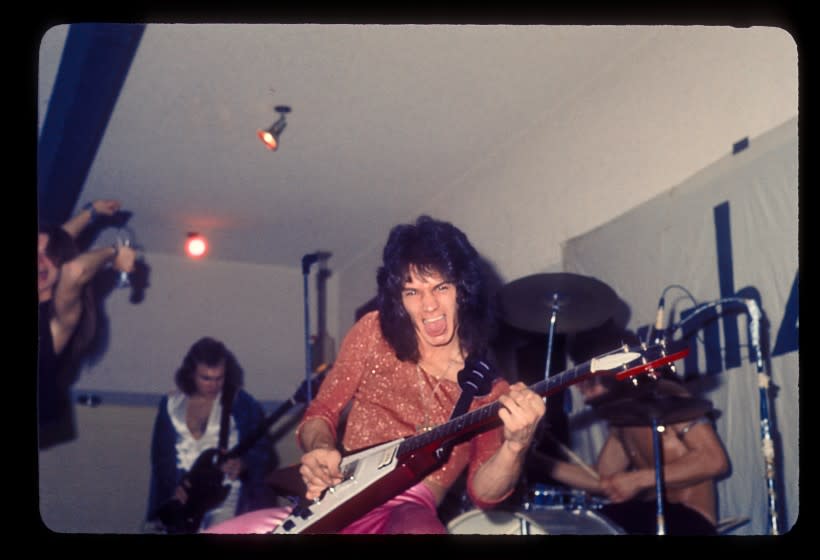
xmin=588 ymin=339 xmax=690 ymax=384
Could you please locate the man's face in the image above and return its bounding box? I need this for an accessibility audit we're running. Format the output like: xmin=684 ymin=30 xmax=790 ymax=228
xmin=401 ymin=265 xmax=459 ymax=351
xmin=194 ymin=361 xmax=226 ymax=399
xmin=38 ymin=232 xmax=59 ymax=299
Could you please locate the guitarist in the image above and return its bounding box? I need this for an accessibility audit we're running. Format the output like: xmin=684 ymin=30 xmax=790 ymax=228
xmin=206 ymin=216 xmax=546 ymax=534
xmin=144 ymin=337 xmax=275 ymax=532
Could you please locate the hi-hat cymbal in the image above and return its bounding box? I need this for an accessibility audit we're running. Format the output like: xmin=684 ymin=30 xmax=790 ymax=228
xmin=499 ymin=273 xmax=619 ymax=334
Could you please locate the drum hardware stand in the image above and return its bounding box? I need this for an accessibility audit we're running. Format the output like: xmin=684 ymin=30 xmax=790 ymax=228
xmin=639 ymin=342 xmax=667 ymax=536
xmin=651 ymin=418 xmax=667 ymax=535
xmin=543 ymin=293 xmax=560 ymax=385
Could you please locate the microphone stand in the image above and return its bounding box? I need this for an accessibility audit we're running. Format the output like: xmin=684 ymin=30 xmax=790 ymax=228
xmin=672 ymin=297 xmax=782 ymax=535
xmin=747 ymin=301 xmax=781 ymax=535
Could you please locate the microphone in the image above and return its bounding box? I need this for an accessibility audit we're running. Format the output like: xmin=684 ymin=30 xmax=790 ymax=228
xmin=651 ymin=296 xmax=666 ymax=344
xmin=746 ymin=299 xmax=763 ymax=369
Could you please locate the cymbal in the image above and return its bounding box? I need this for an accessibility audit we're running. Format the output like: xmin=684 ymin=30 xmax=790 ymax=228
xmin=594 ymin=392 xmax=714 ymax=427
xmin=499 ymin=273 xmax=619 ymax=334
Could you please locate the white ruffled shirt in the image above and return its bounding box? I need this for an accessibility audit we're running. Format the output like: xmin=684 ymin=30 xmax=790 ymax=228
xmin=166 ymin=391 xmax=242 ymax=530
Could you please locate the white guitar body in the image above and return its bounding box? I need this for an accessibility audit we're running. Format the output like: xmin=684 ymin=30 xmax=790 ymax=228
xmin=273 ymin=438 xmax=406 ymax=534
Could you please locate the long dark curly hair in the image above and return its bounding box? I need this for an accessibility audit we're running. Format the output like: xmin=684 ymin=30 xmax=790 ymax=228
xmin=376 ymin=215 xmax=496 ymax=363
xmin=175 ymin=337 xmax=244 ymax=400
xmin=39 ymin=225 xmax=97 ymax=363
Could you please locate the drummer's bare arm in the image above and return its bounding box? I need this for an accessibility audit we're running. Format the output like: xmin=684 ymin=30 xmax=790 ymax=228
xmin=542 ymin=456 xmax=603 ymax=494
xmin=538 ymin=433 xmax=629 ymax=495
xmin=661 ymin=421 xmax=729 ymax=489
xmin=595 ymin=432 xmax=631 ymax=478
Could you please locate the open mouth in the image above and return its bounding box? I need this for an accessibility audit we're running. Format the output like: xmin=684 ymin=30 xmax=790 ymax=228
xmin=422 ymin=315 xmax=447 ymax=337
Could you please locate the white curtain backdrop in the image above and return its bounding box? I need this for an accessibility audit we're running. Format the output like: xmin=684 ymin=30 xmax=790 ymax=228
xmin=561 ymin=117 xmax=799 ymax=536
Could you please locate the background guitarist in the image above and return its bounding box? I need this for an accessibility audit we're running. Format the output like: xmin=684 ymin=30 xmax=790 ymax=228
xmin=144 ymin=337 xmax=276 ymax=532
xmin=206 ymin=215 xmax=546 ymax=534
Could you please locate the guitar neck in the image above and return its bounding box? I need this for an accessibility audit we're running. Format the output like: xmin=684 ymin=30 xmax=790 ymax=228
xmin=397 ymin=338 xmax=689 ymax=457
xmin=225 ymin=369 xmax=328 ymax=460
xmin=398 ymin=357 xmax=594 ymax=457
xmin=226 ymin=398 xmax=297 ymax=459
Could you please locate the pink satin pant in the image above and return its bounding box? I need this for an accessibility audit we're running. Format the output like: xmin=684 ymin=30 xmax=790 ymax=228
xmin=203 ymin=482 xmax=447 ymax=535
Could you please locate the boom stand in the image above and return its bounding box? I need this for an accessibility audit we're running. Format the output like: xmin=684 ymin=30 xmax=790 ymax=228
xmin=748 ymin=302 xmax=781 ymax=535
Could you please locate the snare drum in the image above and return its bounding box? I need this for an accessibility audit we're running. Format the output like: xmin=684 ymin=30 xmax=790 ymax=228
xmin=524 ymin=484 xmax=608 ymax=511
xmin=517 ymin=485 xmax=624 ymax=535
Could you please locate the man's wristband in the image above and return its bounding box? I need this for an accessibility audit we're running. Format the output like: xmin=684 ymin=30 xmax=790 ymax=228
xmin=83 ymin=202 xmax=99 ymax=222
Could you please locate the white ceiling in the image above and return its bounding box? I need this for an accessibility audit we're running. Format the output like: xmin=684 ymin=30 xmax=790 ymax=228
xmin=38 ymin=24 xmax=669 ymax=270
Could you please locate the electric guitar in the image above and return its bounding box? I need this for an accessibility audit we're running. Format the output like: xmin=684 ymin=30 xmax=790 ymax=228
xmin=157 ymin=367 xmax=328 ymax=534
xmin=272 ymin=340 xmax=689 ymax=534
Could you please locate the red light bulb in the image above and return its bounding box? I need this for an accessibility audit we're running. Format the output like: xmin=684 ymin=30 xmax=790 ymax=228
xmin=185 ymin=234 xmax=208 ymax=258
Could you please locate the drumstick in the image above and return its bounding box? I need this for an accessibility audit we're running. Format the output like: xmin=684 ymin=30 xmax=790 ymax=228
xmin=543 ymin=431 xmax=600 ymax=481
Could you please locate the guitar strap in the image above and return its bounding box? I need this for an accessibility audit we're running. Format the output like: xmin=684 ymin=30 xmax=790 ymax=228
xmin=449 ymin=354 xmax=496 ymax=420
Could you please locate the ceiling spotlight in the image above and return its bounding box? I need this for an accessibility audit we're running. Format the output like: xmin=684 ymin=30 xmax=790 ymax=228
xmin=185 ymin=232 xmax=208 ymax=259
xmin=257 ymin=105 xmax=291 ymax=151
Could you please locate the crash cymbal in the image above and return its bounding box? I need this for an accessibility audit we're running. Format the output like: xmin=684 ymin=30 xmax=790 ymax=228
xmin=594 ymin=393 xmax=714 ymax=427
xmin=499 ymin=273 xmax=619 ymax=334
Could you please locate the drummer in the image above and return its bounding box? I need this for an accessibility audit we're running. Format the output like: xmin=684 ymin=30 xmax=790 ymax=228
xmin=536 ymin=325 xmax=730 ymax=535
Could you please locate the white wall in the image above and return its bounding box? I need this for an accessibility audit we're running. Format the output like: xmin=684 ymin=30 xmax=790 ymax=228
xmin=72 ymin=252 xmax=322 ymax=403
xmin=417 ymin=27 xmax=796 ymax=283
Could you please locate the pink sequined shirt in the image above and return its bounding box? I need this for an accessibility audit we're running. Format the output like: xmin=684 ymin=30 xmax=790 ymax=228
xmin=297 ymin=311 xmax=511 ymax=509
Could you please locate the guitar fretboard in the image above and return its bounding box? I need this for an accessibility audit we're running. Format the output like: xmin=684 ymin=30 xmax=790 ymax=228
xmin=397 ymin=357 xmax=595 ymax=456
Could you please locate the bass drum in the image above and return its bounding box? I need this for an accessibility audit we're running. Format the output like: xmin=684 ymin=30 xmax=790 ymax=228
xmin=447 ymin=509 xmax=548 ymax=535
xmin=447 ymin=507 xmax=624 ymax=535
xmin=523 ymin=507 xmax=624 ymax=535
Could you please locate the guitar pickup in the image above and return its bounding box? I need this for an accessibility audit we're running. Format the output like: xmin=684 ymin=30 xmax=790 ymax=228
xmin=292 ymin=503 xmax=313 ymax=520
xmin=341 ymin=461 xmax=357 ymax=481
xmin=377 ymin=446 xmax=398 ymax=469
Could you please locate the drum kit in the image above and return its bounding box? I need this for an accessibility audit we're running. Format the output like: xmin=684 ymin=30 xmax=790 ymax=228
xmin=448 ymin=272 xmax=721 ymax=535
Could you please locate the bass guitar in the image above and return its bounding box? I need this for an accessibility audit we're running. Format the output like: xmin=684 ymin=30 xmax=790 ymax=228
xmin=157 ymin=366 xmax=328 ymax=533
xmin=272 ymin=340 xmax=689 ymax=534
